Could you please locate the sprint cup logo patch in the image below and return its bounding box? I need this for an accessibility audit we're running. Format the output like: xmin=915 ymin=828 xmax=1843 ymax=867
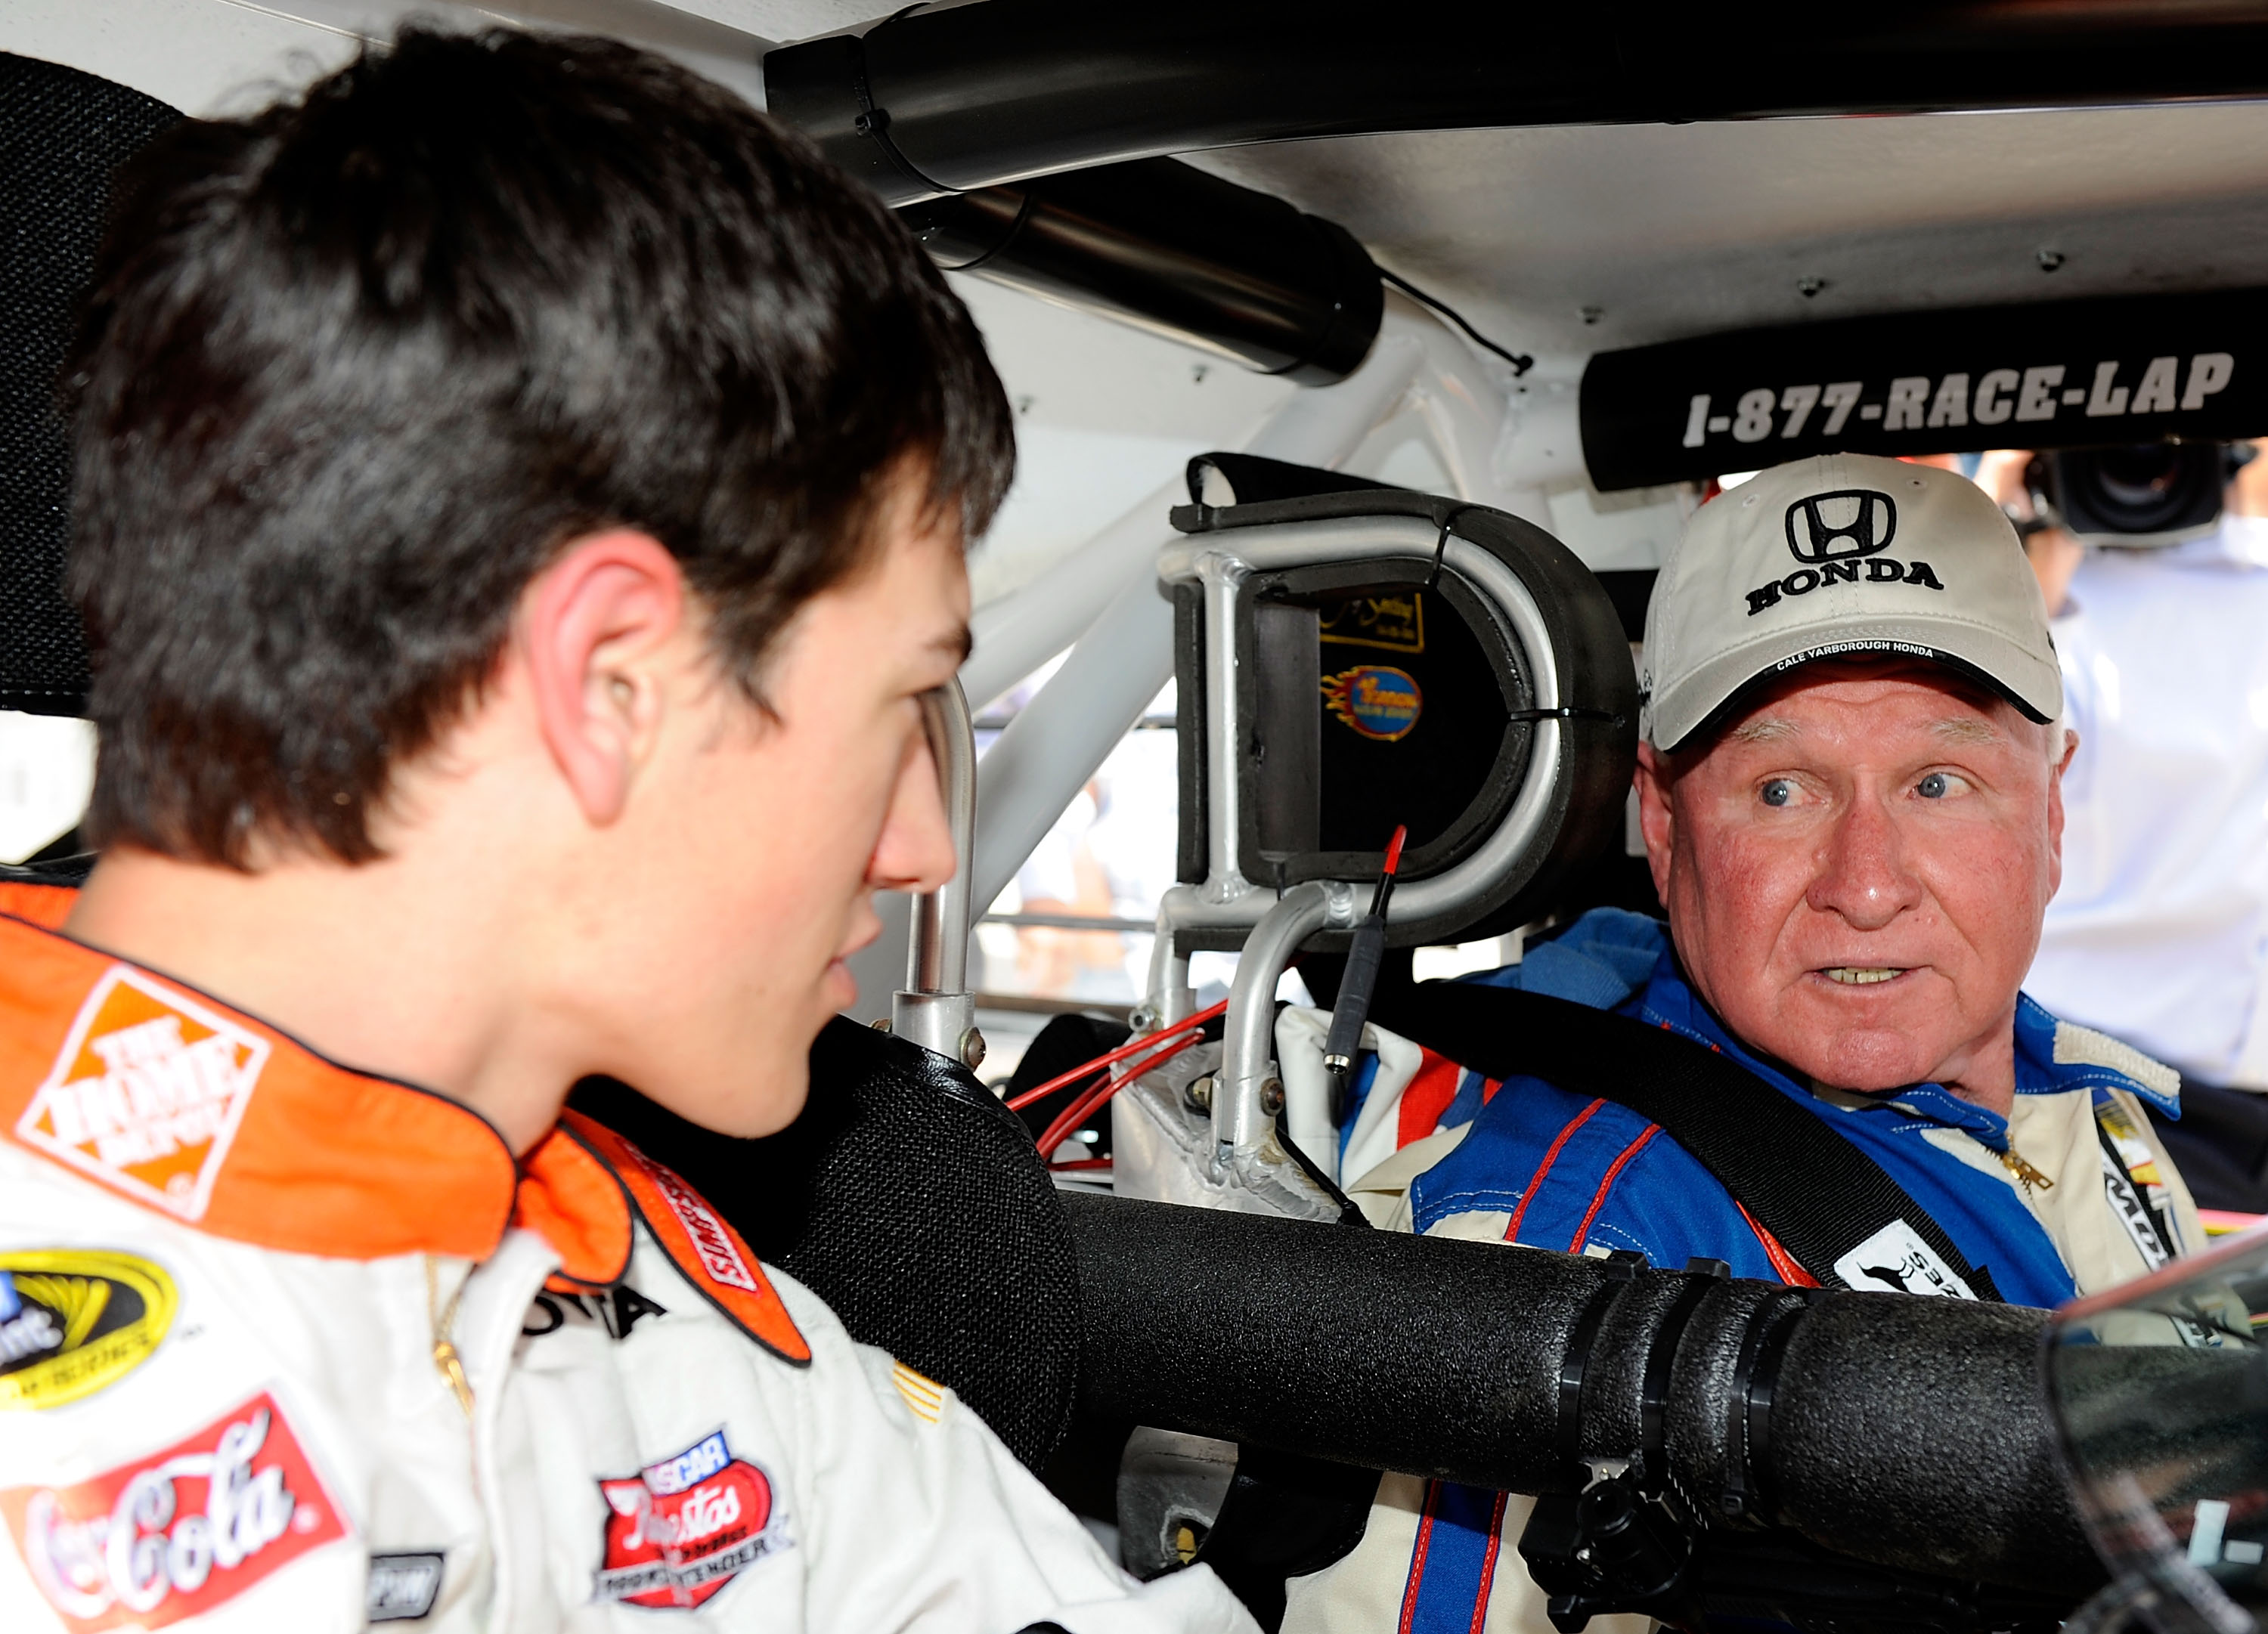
xmin=0 ymin=1251 xmax=177 ymax=1411
xmin=595 ymin=1429 xmax=791 ymax=1609
xmin=15 ymin=967 xmax=271 ymax=1221
xmin=0 ymin=1391 xmax=348 ymax=1630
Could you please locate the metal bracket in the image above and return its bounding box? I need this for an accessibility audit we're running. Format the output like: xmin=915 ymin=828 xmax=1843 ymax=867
xmin=893 ymin=681 xmax=986 ymax=1071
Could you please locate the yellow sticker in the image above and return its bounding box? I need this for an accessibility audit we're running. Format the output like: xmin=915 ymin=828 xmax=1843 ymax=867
xmin=1320 ymin=593 xmax=1425 ymax=655
xmin=0 ymin=1249 xmax=176 ymax=1410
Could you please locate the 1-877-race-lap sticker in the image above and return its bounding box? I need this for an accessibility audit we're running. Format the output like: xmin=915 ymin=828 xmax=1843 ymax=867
xmin=0 ymin=1390 xmax=348 ymax=1629
xmin=1576 ymin=286 xmax=2264 ymax=491
xmin=595 ymin=1429 xmax=792 ymax=1610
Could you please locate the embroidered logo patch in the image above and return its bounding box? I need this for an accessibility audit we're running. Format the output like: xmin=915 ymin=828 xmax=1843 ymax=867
xmin=0 ymin=1390 xmax=348 ymax=1630
xmin=635 ymin=1159 xmax=759 ymax=1294
xmin=367 ymin=1551 xmax=445 ymax=1623
xmin=1321 ymin=665 xmax=1423 ymax=741
xmin=0 ymin=1250 xmax=177 ymax=1411
xmin=1832 ymin=1218 xmax=1978 ymax=1299
xmin=14 ymin=967 xmax=271 ymax=1221
xmin=593 ymin=1429 xmax=790 ymax=1610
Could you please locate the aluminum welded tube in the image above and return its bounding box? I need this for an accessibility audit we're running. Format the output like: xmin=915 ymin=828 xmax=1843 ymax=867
xmin=959 ymin=478 xmax=1181 ymax=715
xmin=1213 ymin=882 xmax=1352 ymax=1155
xmin=904 ymin=681 xmax=977 ymax=998
xmin=968 ymin=571 xmax=1173 ymax=921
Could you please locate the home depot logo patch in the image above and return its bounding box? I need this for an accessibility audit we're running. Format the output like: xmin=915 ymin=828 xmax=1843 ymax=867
xmin=14 ymin=967 xmax=270 ymax=1221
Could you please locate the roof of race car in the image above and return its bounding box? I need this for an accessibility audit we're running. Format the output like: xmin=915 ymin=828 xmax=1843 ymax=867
xmin=39 ymin=0 xmax=2268 ymax=366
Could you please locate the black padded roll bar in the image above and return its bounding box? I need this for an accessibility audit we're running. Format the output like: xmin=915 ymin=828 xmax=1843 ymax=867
xmin=898 ymin=158 xmax=1382 ymax=385
xmin=1065 ymin=1193 xmax=2098 ymax=1596
xmin=764 ymin=4 xmax=2268 ymax=209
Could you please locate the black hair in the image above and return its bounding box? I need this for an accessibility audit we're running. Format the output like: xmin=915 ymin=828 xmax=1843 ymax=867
xmin=66 ymin=26 xmax=1013 ymax=866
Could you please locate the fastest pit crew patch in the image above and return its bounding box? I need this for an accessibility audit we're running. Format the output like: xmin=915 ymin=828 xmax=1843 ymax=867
xmin=14 ymin=966 xmax=271 ymax=1223
xmin=1831 ymin=1219 xmax=1978 ymax=1299
xmin=0 ymin=1390 xmax=348 ymax=1630
xmin=0 ymin=1250 xmax=177 ymax=1411
xmin=593 ymin=1429 xmax=792 ymax=1610
xmin=1578 ymin=286 xmax=2263 ymax=491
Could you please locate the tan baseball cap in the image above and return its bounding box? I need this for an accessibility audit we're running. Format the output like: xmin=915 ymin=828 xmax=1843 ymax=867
xmin=1641 ymin=452 xmax=2062 ymax=750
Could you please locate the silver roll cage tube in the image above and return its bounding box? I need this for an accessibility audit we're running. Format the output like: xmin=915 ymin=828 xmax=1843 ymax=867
xmin=1145 ymin=514 xmax=1566 ymax=1171
xmin=891 ymin=679 xmax=987 ymax=1072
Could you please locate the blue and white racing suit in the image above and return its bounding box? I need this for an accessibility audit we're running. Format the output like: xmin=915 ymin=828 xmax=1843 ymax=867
xmin=1279 ymin=907 xmax=2202 ymax=1634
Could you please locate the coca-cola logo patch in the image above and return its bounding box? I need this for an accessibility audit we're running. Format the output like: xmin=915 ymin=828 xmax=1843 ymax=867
xmin=0 ymin=1391 xmax=349 ymax=1629
xmin=593 ymin=1429 xmax=790 ymax=1610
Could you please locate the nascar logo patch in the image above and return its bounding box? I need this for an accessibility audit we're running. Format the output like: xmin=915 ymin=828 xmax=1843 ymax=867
xmin=593 ymin=1429 xmax=791 ymax=1610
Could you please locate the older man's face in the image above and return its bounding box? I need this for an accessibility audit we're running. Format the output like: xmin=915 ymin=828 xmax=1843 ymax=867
xmin=1634 ymin=660 xmax=2074 ymax=1113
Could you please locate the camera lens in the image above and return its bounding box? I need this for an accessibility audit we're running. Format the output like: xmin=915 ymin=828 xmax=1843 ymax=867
xmin=2046 ymin=444 xmax=2225 ymax=543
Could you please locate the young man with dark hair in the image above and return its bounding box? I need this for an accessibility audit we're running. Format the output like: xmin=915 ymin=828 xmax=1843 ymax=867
xmin=0 ymin=29 xmax=1250 ymax=1633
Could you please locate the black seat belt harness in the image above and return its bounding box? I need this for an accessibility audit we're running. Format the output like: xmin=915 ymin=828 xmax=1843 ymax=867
xmin=1383 ymin=980 xmax=2003 ymax=1302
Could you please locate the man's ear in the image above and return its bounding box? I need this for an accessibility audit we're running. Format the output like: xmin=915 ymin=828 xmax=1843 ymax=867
xmin=517 ymin=531 xmax=686 ymax=826
xmin=2044 ymin=724 xmax=2079 ymax=895
xmin=1634 ymin=741 xmax=1677 ymax=909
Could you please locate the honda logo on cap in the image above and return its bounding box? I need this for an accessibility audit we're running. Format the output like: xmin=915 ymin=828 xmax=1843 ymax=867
xmin=1785 ymin=489 xmax=1898 ymax=562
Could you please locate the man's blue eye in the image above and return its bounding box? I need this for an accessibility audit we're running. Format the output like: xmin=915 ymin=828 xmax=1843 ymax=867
xmin=1761 ymin=779 xmax=1793 ymax=807
xmin=1918 ymin=772 xmax=1949 ymax=799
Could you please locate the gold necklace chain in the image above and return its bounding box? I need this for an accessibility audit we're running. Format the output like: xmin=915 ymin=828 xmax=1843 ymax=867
xmin=425 ymin=1255 xmax=474 ymax=1417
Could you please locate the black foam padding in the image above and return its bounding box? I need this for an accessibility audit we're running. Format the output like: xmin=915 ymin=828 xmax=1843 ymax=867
xmin=0 ymin=54 xmax=179 ymax=716
xmin=1065 ymin=1192 xmax=1610 ymax=1492
xmin=571 ymin=1018 xmax=1080 ymax=1471
xmin=1767 ymin=1292 xmax=2098 ymax=1592
xmin=1578 ymin=1265 xmax=1695 ymax=1464
xmin=1662 ymin=1280 xmax=1804 ymax=1524
xmin=1184 ymin=451 xmax=1399 ymax=508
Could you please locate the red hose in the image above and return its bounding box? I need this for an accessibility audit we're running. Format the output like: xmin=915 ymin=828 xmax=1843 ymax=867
xmin=1005 ymin=999 xmax=1227 ymax=1112
xmin=1032 ymin=1028 xmax=1206 ymax=1160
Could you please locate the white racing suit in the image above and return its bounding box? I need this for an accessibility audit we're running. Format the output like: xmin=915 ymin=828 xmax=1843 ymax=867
xmin=0 ymin=888 xmax=1253 ymax=1634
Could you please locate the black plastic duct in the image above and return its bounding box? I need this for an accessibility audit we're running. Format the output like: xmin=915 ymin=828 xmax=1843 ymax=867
xmin=899 ymin=158 xmax=1381 ymax=385
xmin=1067 ymin=1193 xmax=2099 ymax=1599
xmin=762 ymin=3 xmax=2268 ymax=209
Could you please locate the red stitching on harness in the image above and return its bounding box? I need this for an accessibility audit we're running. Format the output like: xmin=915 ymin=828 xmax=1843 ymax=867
xmin=1503 ymin=1098 xmax=1606 ymax=1242
xmin=1736 ymin=1200 xmax=1821 ymax=1287
xmin=1569 ymin=1123 xmax=1662 ymax=1253
xmin=1466 ymin=1490 xmax=1512 ymax=1634
xmin=1397 ymin=1481 xmax=1445 ymax=1634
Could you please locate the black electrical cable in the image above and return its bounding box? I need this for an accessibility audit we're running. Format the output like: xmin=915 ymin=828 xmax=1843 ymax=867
xmin=1321 ymin=825 xmax=1406 ymax=1125
xmin=1380 ymin=269 xmax=1535 ymax=376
